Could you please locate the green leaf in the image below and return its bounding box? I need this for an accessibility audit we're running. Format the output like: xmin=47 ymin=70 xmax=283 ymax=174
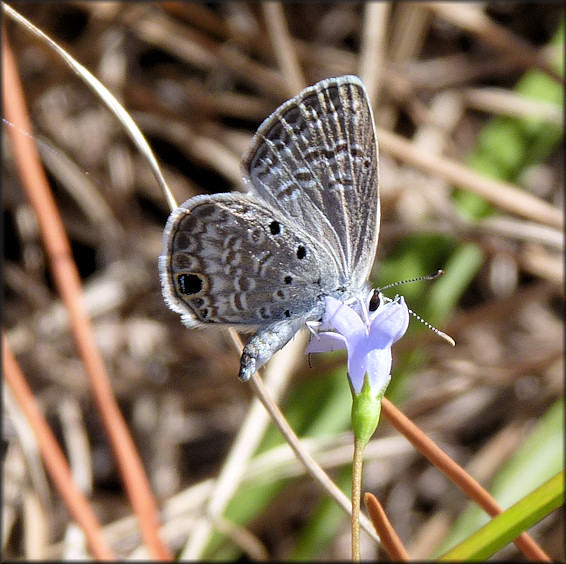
xmin=436 ymin=399 xmax=564 ymax=554
xmin=438 ymin=471 xmax=564 ymax=561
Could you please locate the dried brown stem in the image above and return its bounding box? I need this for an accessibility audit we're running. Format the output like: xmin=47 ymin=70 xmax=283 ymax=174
xmin=2 ymin=27 xmax=172 ymax=561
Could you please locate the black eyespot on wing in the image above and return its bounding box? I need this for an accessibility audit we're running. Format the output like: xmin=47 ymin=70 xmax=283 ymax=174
xmin=177 ymin=274 xmax=202 ymax=295
xmin=284 ymin=275 xmax=293 ymax=284
xmin=296 ymin=245 xmax=307 ymax=260
xmin=284 ymin=310 xmax=291 ymax=318
xmin=269 ymin=220 xmax=281 ymax=235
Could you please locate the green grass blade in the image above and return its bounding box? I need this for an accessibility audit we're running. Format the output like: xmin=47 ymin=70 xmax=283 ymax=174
xmin=438 ymin=471 xmax=564 ymax=561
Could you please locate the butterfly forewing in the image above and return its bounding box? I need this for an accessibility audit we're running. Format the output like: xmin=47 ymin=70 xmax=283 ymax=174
xmin=242 ymin=75 xmax=379 ymax=292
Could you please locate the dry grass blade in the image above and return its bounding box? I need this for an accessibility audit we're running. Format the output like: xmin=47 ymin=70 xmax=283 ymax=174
xmin=3 ymin=2 xmax=562 ymax=560
xmin=358 ymin=2 xmax=390 ymax=106
xmin=3 ymin=334 xmax=116 ymax=560
xmin=376 ymin=126 xmax=563 ymax=229
xmin=381 ymin=398 xmax=551 ymax=561
xmin=423 ymin=2 xmax=562 ymax=82
xmin=2 ymin=2 xmax=177 ymax=212
xmin=262 ymin=2 xmax=307 ymax=95
xmin=364 ymin=492 xmax=410 ymax=561
xmin=2 ymin=27 xmax=172 ymax=560
xmin=462 ymin=87 xmax=563 ymax=125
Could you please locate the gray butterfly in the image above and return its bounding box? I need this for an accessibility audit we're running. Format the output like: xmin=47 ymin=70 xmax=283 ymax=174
xmin=159 ymin=75 xmax=379 ymax=382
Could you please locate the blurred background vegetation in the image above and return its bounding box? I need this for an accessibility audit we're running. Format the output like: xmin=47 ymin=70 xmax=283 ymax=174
xmin=3 ymin=2 xmax=563 ymax=560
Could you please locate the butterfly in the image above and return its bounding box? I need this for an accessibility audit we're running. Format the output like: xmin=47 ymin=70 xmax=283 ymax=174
xmin=159 ymin=75 xmax=379 ymax=382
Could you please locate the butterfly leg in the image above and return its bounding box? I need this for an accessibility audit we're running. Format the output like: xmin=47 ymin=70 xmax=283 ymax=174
xmin=239 ymin=317 xmax=307 ymax=382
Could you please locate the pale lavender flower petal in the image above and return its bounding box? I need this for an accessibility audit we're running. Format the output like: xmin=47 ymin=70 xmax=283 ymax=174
xmin=368 ymin=298 xmax=409 ymax=346
xmin=306 ymin=331 xmax=347 ymax=353
xmin=322 ymin=296 xmax=365 ymax=339
xmin=306 ymin=293 xmax=409 ymax=394
xmin=362 ymin=348 xmax=392 ymax=393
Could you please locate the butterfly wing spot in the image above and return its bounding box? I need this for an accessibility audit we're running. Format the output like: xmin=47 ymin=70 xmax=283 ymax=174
xmin=234 ymin=276 xmax=255 ymax=292
xmin=254 ymin=250 xmax=274 ymax=277
xmin=177 ymin=273 xmax=205 ymax=295
xmin=269 ymin=220 xmax=281 ymax=235
xmin=284 ymin=275 xmax=293 ymax=284
xmin=172 ymin=252 xmax=201 ymax=270
xmin=296 ymin=245 xmax=307 ymax=260
xmin=173 ymin=232 xmax=202 ymax=254
xmin=221 ymin=248 xmax=241 ymax=269
xmin=224 ymin=234 xmax=242 ymax=251
xmin=292 ymin=168 xmax=314 ymax=185
xmin=258 ymin=305 xmax=273 ymax=320
xmin=177 ymin=213 xmax=202 ymax=233
xmin=231 ymin=292 xmax=247 ymax=312
xmin=174 ymin=232 xmax=189 ymax=248
xmin=278 ymin=179 xmax=301 ymax=200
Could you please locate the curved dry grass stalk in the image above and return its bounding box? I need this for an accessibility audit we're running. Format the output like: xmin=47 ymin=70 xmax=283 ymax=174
xmin=2 ymin=24 xmax=172 ymax=560
xmin=2 ymin=2 xmax=176 ymax=212
xmin=262 ymin=1 xmax=307 ymax=95
xmin=3 ymin=335 xmax=116 ymax=560
xmin=376 ymin=126 xmax=563 ymax=229
xmin=423 ymin=2 xmax=562 ymax=82
xmin=3 ymin=2 xmax=562 ymax=560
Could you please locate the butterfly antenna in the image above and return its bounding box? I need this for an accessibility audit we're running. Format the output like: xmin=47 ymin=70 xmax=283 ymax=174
xmin=408 ymin=308 xmax=455 ymax=346
xmin=377 ymin=270 xmax=455 ymax=345
xmin=378 ymin=269 xmax=445 ymax=293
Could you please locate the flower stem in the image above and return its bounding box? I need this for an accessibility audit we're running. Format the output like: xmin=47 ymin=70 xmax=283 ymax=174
xmin=351 ymin=436 xmax=366 ymax=561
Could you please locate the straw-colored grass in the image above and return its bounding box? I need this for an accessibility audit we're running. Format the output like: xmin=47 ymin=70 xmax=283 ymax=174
xmin=3 ymin=2 xmax=563 ymax=560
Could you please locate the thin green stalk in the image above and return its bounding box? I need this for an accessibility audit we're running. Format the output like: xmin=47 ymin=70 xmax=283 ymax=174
xmin=351 ymin=436 xmax=366 ymax=561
